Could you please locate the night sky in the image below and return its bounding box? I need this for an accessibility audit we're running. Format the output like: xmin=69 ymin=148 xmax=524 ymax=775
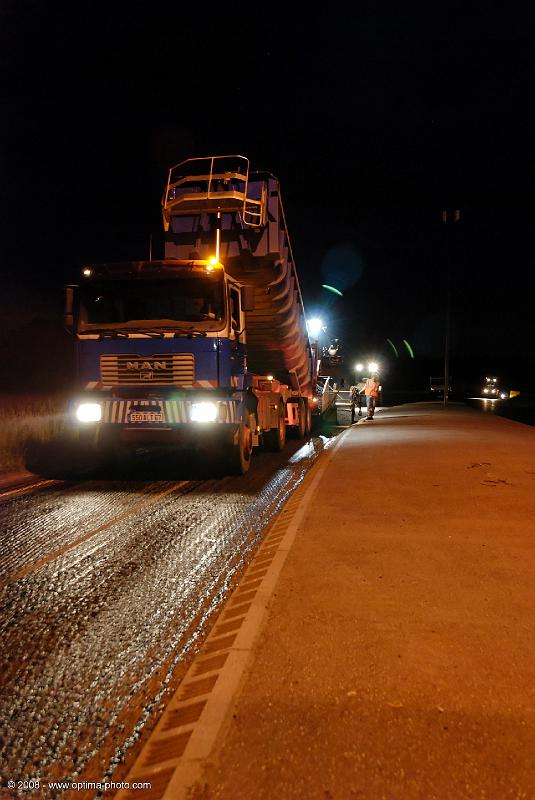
xmin=1 ymin=3 xmax=534 ymax=390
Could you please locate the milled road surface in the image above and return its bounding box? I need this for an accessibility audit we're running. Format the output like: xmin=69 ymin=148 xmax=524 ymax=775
xmin=0 ymin=436 xmax=333 ymax=797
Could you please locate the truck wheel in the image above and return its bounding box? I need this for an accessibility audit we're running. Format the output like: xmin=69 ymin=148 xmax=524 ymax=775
xmin=264 ymin=402 xmax=286 ymax=451
xmin=304 ymin=400 xmax=313 ymax=436
xmin=294 ymin=398 xmax=307 ymax=438
xmin=24 ymin=433 xmax=102 ymax=479
xmin=228 ymin=420 xmax=253 ymax=474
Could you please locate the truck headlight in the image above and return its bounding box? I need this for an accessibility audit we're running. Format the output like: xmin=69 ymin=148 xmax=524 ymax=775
xmin=76 ymin=402 xmax=102 ymax=423
xmin=190 ymin=402 xmax=218 ymax=422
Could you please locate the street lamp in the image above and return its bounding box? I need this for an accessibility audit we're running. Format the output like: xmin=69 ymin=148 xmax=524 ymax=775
xmin=442 ymin=208 xmax=461 ymax=406
xmin=306 ymin=318 xmax=324 ymax=338
xmin=307 ymin=318 xmax=324 ymax=384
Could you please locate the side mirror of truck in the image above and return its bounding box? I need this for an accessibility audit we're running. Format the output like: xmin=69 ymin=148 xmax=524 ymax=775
xmin=64 ymin=285 xmax=78 ymax=333
xmin=241 ymin=285 xmax=255 ymax=312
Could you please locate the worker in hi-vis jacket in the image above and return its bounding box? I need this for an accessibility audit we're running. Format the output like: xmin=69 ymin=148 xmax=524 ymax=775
xmin=363 ymin=374 xmax=381 ymax=420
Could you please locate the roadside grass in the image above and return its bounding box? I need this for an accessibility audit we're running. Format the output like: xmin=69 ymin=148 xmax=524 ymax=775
xmin=0 ymin=394 xmax=66 ymax=472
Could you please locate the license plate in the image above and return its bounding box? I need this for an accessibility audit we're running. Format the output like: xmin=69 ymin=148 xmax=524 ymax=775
xmin=129 ymin=411 xmax=164 ymax=423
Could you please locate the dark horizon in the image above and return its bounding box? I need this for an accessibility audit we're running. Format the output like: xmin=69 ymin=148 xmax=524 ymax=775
xmin=1 ymin=3 xmax=534 ymax=390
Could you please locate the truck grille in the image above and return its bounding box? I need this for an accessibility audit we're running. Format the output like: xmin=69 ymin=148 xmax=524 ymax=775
xmin=100 ymin=353 xmax=195 ymax=386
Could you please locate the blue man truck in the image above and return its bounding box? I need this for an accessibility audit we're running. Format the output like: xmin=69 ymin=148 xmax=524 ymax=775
xmin=63 ymin=155 xmax=316 ymax=474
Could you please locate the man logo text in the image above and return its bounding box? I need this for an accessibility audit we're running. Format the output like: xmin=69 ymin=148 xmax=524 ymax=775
xmin=126 ymin=361 xmax=167 ymax=371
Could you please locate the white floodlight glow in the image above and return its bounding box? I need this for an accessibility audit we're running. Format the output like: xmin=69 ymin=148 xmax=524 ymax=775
xmin=190 ymin=402 xmax=218 ymax=422
xmin=76 ymin=403 xmax=102 ymax=423
xmin=355 ymin=363 xmax=364 ymax=372
xmin=307 ymin=318 xmax=324 ymax=338
xmin=82 ymin=268 xmax=92 ymax=277
xmin=368 ymin=362 xmax=379 ymax=373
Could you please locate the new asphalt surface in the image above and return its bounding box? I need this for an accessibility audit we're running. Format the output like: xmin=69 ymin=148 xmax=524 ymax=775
xmin=187 ymin=402 xmax=535 ymax=800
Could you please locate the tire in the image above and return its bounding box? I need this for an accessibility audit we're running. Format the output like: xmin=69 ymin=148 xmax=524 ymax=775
xmin=24 ymin=433 xmax=103 ymax=479
xmin=304 ymin=400 xmax=312 ymax=436
xmin=264 ymin=401 xmax=286 ymax=451
xmin=296 ymin=398 xmax=307 ymax=438
xmin=288 ymin=399 xmax=307 ymax=439
xmin=228 ymin=419 xmax=253 ymax=474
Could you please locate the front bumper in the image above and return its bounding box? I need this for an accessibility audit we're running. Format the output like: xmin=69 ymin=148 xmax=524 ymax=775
xmin=101 ymin=397 xmax=240 ymax=425
xmin=69 ymin=396 xmax=244 ymax=450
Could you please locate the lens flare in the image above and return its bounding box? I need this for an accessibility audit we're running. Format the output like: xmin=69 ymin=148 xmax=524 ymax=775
xmin=403 ymin=339 xmax=415 ymax=359
xmin=321 ymin=284 xmax=343 ymax=297
xmin=386 ymin=339 xmax=399 ymax=358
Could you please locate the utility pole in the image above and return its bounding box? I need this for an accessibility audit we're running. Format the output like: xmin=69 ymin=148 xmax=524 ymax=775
xmin=441 ymin=209 xmax=460 ymax=407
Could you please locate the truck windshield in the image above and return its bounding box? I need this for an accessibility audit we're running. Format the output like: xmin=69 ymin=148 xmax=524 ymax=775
xmin=79 ymin=274 xmax=225 ymax=331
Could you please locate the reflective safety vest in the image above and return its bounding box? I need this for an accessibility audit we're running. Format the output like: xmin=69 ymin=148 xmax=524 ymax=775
xmin=364 ymin=378 xmax=380 ymax=398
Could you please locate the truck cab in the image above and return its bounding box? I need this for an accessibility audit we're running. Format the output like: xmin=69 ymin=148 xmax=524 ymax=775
xmin=70 ymin=258 xmax=251 ymax=393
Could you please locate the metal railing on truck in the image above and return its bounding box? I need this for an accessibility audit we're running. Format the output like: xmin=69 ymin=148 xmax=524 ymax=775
xmin=315 ymin=376 xmax=338 ymax=415
xmin=162 ymin=155 xmax=267 ymax=230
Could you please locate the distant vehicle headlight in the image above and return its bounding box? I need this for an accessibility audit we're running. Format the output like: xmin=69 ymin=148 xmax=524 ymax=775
xmin=76 ymin=402 xmax=102 ymax=423
xmin=190 ymin=401 xmax=218 ymax=422
xmin=500 ymin=392 xmax=507 ymax=399
xmin=483 ymin=388 xmax=488 ymax=394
